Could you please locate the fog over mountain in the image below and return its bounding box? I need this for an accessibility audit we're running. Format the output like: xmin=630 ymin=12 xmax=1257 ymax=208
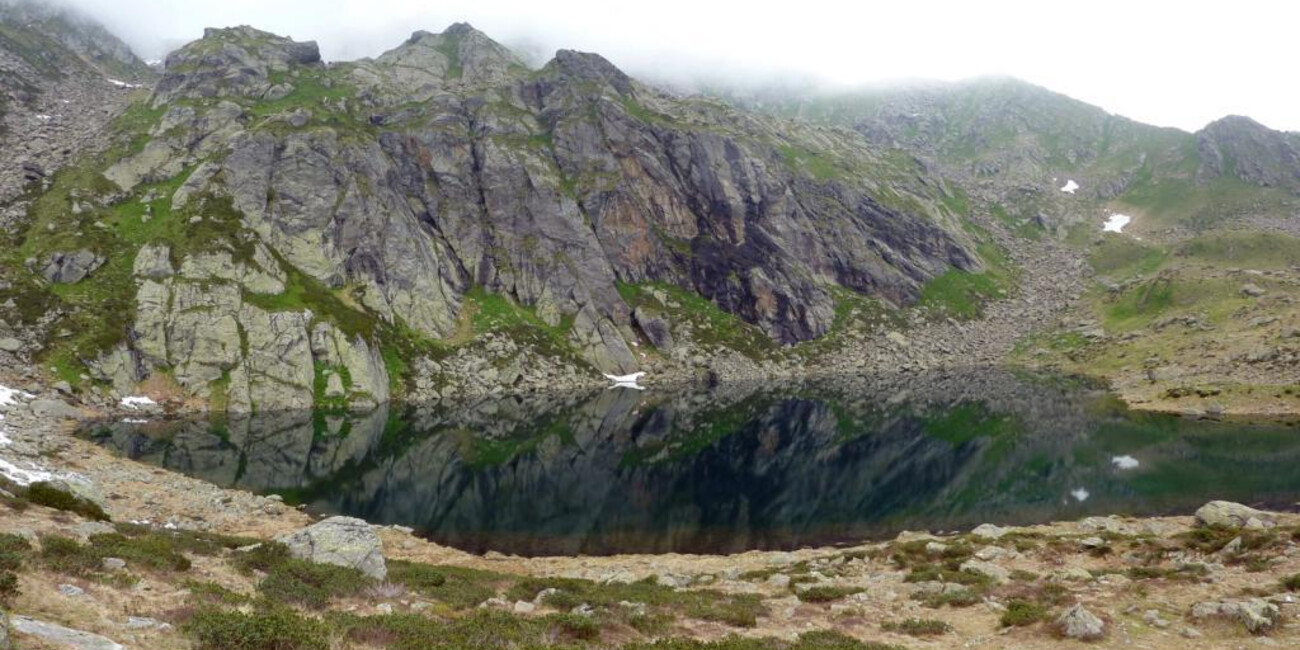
xmin=52 ymin=0 xmax=1300 ymax=133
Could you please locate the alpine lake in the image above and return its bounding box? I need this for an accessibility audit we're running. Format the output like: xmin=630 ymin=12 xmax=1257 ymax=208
xmin=81 ymin=369 xmax=1300 ymax=557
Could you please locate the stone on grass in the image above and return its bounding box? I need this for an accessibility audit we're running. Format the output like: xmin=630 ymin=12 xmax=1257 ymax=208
xmin=959 ymin=559 xmax=1010 ymax=584
xmin=1057 ymin=604 xmax=1106 ymax=640
xmin=58 ymin=584 xmax=85 ymax=597
xmin=971 ymin=523 xmax=1008 ymax=539
xmin=1194 ymin=501 xmax=1275 ymax=529
xmin=10 ymin=616 xmax=123 ymax=650
xmin=276 ymin=516 xmax=386 ymax=580
xmin=1190 ymin=599 xmax=1279 ymax=635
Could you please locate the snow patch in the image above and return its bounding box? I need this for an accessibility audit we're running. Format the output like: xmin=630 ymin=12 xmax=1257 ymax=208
xmin=0 ymin=430 xmax=10 ymax=447
xmin=1111 ymin=455 xmax=1140 ymax=470
xmin=0 ymin=457 xmax=58 ymax=486
xmin=120 ymin=396 xmax=157 ymax=409
xmin=121 ymin=418 xmax=149 ymax=424
xmin=0 ymin=385 xmax=32 ymax=407
xmin=1102 ymin=213 xmax=1132 ymax=233
xmin=107 ymin=78 xmax=142 ymax=89
xmin=36 ymin=114 xmax=52 ymax=121
xmin=1060 ymin=179 xmax=1079 ymax=194
xmin=1070 ymin=488 xmax=1090 ymax=502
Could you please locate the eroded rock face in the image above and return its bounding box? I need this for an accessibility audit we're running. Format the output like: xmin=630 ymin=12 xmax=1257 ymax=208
xmin=277 ymin=516 xmax=386 ymax=580
xmin=100 ymin=23 xmax=978 ymax=388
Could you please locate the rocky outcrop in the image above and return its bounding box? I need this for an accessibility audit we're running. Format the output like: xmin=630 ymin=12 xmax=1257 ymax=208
xmin=1190 ymin=599 xmax=1279 ymax=635
xmin=38 ymin=250 xmax=103 ymax=284
xmin=277 ymin=516 xmax=386 ymax=580
xmin=1197 ymin=116 xmax=1300 ymax=189
xmin=85 ymin=23 xmax=978 ymax=395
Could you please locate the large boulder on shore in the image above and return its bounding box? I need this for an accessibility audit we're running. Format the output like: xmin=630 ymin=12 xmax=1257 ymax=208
xmin=1194 ymin=501 xmax=1275 ymax=529
xmin=276 ymin=516 xmax=386 ymax=580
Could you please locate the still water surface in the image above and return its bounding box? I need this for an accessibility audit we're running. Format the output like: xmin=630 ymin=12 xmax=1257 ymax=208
xmin=84 ymin=370 xmax=1300 ymax=556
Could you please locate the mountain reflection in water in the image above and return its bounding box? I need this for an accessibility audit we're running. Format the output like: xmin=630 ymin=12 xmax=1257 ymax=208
xmin=83 ymin=370 xmax=1300 ymax=556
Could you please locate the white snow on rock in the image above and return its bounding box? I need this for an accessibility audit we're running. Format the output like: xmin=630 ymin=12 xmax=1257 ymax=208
xmin=1111 ymin=455 xmax=1140 ymax=470
xmin=120 ymin=396 xmax=157 ymax=409
xmin=121 ymin=418 xmax=149 ymax=424
xmin=1103 ymin=214 xmax=1132 ymax=233
xmin=36 ymin=114 xmax=52 ymax=121
xmin=1060 ymin=179 xmax=1079 ymax=194
xmin=0 ymin=384 xmax=32 ymax=407
xmin=0 ymin=457 xmax=58 ymax=486
xmin=107 ymin=78 xmax=143 ymax=89
xmin=1070 ymin=488 xmax=1090 ymax=502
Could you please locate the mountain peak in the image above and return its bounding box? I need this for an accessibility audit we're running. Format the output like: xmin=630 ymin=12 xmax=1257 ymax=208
xmin=547 ymin=49 xmax=634 ymax=95
xmin=376 ymin=22 xmax=524 ymax=84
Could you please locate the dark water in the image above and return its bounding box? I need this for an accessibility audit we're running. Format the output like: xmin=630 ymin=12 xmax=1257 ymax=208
xmin=82 ymin=369 xmax=1300 ymax=556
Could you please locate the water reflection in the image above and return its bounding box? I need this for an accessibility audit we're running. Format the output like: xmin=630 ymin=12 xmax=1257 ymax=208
xmin=83 ymin=369 xmax=1300 ymax=556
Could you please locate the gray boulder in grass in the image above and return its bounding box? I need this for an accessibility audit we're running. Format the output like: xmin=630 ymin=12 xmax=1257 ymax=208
xmin=276 ymin=516 xmax=386 ymax=580
xmin=1057 ymin=604 xmax=1106 ymax=640
xmin=1194 ymin=501 xmax=1275 ymax=529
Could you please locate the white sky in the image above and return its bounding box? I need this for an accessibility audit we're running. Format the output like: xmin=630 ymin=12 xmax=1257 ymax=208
xmin=63 ymin=0 xmax=1299 ymax=132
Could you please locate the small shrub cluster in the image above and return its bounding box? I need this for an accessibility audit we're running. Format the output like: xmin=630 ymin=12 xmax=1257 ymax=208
xmin=796 ymin=585 xmax=864 ymax=603
xmin=25 ymin=481 xmax=109 ymax=521
xmin=259 ymin=559 xmax=373 ymax=609
xmin=1000 ymin=599 xmax=1049 ymax=627
xmin=185 ymin=607 xmax=330 ymax=650
xmin=882 ymin=617 xmax=952 ymax=636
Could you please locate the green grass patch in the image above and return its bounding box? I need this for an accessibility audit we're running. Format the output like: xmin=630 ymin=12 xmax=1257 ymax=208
xmin=258 ymin=558 xmax=374 ymax=609
xmin=882 ymin=617 xmax=952 ymax=636
xmin=184 ymin=606 xmax=330 ymax=650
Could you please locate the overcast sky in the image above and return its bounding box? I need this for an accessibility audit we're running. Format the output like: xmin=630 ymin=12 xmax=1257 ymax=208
xmin=61 ymin=0 xmax=1298 ymax=132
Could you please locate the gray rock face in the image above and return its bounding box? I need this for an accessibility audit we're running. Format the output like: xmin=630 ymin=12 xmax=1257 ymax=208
xmin=0 ymin=609 xmax=8 ymax=650
xmin=111 ymin=23 xmax=979 ymax=384
xmin=29 ymin=397 xmax=82 ymax=420
xmin=1057 ymin=604 xmax=1105 ymax=640
xmin=1190 ymin=599 xmax=1279 ymax=635
xmin=40 ymin=250 xmax=104 ymax=284
xmin=9 ymin=616 xmax=124 ymax=650
xmin=277 ymin=516 xmax=386 ymax=580
xmin=1194 ymin=501 xmax=1276 ymax=529
xmin=632 ymin=307 xmax=674 ymax=352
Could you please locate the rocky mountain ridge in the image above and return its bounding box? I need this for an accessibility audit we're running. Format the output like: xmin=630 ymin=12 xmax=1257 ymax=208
xmin=3 ymin=22 xmax=997 ymax=412
xmin=0 ymin=11 xmax=1294 ymax=415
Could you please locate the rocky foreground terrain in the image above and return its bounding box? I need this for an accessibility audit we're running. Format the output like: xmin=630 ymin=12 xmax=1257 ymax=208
xmin=2 ymin=387 xmax=1300 ymax=649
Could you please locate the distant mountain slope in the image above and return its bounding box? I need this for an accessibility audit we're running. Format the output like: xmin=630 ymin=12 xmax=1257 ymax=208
xmin=0 ymin=0 xmax=147 ymax=105
xmin=715 ymin=77 xmax=1299 ymax=234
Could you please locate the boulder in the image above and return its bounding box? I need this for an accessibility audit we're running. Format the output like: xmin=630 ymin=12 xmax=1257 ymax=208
xmin=277 ymin=516 xmax=386 ymax=580
xmin=0 ymin=338 xmax=20 ymax=353
xmin=632 ymin=307 xmax=674 ymax=352
xmin=971 ymin=523 xmax=1008 ymax=539
xmin=1190 ymin=599 xmax=1279 ymax=635
xmin=29 ymin=398 xmax=82 ymax=420
xmin=40 ymin=250 xmax=104 ymax=284
xmin=9 ymin=616 xmax=123 ymax=650
xmin=1057 ymin=604 xmax=1105 ymax=640
xmin=959 ymin=559 xmax=1010 ymax=584
xmin=1194 ymin=501 xmax=1275 ymax=529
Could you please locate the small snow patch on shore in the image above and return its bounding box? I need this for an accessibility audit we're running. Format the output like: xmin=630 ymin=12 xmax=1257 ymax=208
xmin=1070 ymin=488 xmax=1090 ymax=502
xmin=1103 ymin=214 xmax=1132 ymax=233
xmin=1111 ymin=455 xmax=1140 ymax=470
xmin=0 ymin=384 xmax=32 ymax=407
xmin=1060 ymin=179 xmax=1079 ymax=194
xmin=121 ymin=396 xmax=157 ymax=409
